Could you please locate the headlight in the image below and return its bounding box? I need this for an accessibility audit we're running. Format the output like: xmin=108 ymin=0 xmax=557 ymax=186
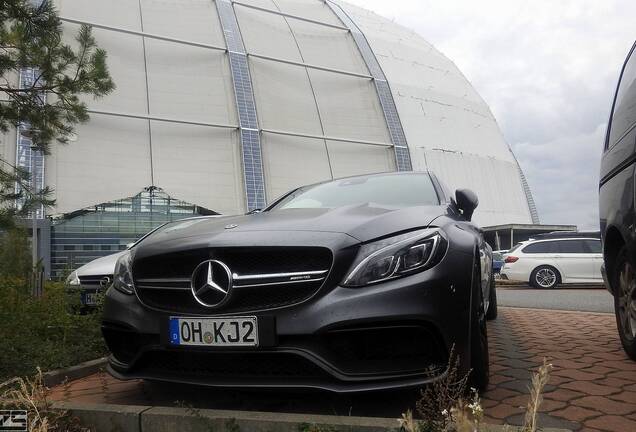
xmin=113 ymin=251 xmax=135 ymax=295
xmin=66 ymin=270 xmax=80 ymax=287
xmin=342 ymin=228 xmax=445 ymax=287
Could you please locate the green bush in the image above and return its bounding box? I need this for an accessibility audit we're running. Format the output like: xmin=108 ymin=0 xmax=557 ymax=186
xmin=0 ymin=227 xmax=31 ymax=279
xmin=0 ymin=277 xmax=107 ymax=381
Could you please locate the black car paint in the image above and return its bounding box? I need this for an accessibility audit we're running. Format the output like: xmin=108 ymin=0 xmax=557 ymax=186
xmin=600 ymin=41 xmax=636 ymax=296
xmin=102 ymin=172 xmax=493 ymax=391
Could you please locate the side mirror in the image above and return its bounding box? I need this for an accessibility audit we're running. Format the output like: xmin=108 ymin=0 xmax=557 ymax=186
xmin=455 ymin=189 xmax=479 ymax=221
xmin=247 ymin=208 xmax=262 ymax=215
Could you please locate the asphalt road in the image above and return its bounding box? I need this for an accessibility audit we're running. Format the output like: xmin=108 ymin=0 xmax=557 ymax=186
xmin=496 ymin=284 xmax=614 ymax=313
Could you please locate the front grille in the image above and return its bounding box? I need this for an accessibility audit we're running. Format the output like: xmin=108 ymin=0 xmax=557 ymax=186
xmin=133 ymin=247 xmax=332 ymax=314
xmin=133 ymin=350 xmax=331 ymax=381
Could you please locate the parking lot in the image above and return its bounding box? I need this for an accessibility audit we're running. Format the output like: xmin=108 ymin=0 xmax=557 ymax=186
xmin=497 ymin=283 xmax=613 ymax=313
xmin=48 ymin=285 xmax=636 ymax=432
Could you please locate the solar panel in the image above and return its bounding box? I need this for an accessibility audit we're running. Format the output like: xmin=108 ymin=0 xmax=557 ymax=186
xmin=216 ymin=0 xmax=266 ymax=210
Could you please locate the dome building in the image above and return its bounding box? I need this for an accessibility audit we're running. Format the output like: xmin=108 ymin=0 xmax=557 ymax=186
xmin=0 ymin=0 xmax=539 ymax=276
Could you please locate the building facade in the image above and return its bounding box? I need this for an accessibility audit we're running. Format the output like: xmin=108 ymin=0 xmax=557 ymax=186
xmin=0 ymin=0 xmax=539 ymax=276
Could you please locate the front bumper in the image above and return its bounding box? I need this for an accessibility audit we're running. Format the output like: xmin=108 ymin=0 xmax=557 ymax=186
xmin=102 ymin=246 xmax=474 ymax=392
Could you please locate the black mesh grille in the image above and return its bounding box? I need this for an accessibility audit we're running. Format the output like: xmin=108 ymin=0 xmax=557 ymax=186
xmin=134 ymin=350 xmax=330 ymax=381
xmin=280 ymin=323 xmax=448 ymax=376
xmin=134 ymin=247 xmax=332 ymax=314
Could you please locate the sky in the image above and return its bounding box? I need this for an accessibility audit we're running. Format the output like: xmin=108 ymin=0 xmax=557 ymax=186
xmin=345 ymin=0 xmax=636 ymax=230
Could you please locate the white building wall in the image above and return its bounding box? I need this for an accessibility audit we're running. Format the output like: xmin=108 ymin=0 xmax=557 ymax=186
xmin=41 ymin=0 xmax=534 ymax=225
xmin=336 ymin=0 xmax=533 ymax=224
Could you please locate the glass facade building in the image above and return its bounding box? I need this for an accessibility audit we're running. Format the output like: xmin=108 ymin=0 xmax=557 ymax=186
xmin=49 ymin=187 xmax=215 ymax=279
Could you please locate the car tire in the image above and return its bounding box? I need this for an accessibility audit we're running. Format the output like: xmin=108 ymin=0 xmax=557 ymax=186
xmin=530 ymin=265 xmax=560 ymax=289
xmin=486 ymin=273 xmax=498 ymax=321
xmin=612 ymin=247 xmax=636 ymax=360
xmin=469 ymin=261 xmax=490 ymax=392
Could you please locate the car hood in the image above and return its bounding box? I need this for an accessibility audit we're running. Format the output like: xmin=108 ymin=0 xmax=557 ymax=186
xmin=75 ymin=250 xmax=126 ymax=277
xmin=138 ymin=204 xmax=449 ymax=249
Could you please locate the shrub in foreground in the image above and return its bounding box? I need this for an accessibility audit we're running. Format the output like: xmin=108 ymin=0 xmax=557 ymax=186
xmin=0 ymin=277 xmax=106 ymax=381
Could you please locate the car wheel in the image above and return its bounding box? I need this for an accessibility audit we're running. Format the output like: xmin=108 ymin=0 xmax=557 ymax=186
xmin=486 ymin=273 xmax=498 ymax=321
xmin=530 ymin=265 xmax=559 ymax=289
xmin=613 ymin=247 xmax=636 ymax=360
xmin=469 ymin=261 xmax=490 ymax=392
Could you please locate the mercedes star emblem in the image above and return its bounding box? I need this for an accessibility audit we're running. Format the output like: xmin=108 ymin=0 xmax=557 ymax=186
xmin=190 ymin=260 xmax=233 ymax=308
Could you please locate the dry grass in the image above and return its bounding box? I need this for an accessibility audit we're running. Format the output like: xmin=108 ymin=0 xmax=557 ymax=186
xmin=0 ymin=368 xmax=87 ymax=432
xmin=415 ymin=347 xmax=470 ymax=430
xmin=402 ymin=359 xmax=553 ymax=432
xmin=522 ymin=359 xmax=553 ymax=432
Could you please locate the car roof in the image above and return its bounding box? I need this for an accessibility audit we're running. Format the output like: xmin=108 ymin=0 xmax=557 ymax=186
xmin=529 ymin=231 xmax=600 ymax=240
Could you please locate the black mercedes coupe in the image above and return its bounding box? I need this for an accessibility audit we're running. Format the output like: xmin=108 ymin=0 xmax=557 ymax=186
xmin=102 ymin=172 xmax=496 ymax=392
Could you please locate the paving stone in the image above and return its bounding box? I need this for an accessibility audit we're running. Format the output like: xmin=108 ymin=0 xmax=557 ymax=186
xmin=607 ymin=390 xmax=636 ymax=404
xmin=543 ymin=388 xmax=586 ymax=402
xmin=501 ymin=394 xmax=530 ymax=408
xmin=498 ymin=380 xmax=531 ymax=394
xmin=537 ymin=398 xmax=568 ymax=413
xmin=497 ymin=358 xmax=537 ymax=369
xmin=480 ymin=398 xmax=499 ymax=408
xmin=607 ymin=370 xmax=636 ymax=380
xmin=552 ymin=369 xmax=604 ymax=381
xmin=483 ymin=403 xmax=524 ymax=419
xmin=505 ymin=412 xmax=580 ymax=431
xmin=489 ymin=374 xmax=513 ymax=385
xmin=561 ymin=381 xmax=621 ymax=396
xmin=591 ymin=377 xmax=627 ymax=389
xmin=500 ymin=368 xmax=532 ymax=380
xmin=483 ymin=387 xmax=521 ymax=401
xmin=585 ymin=415 xmax=636 ymax=432
xmin=571 ymin=395 xmax=636 ymax=415
xmin=550 ymin=405 xmax=602 ymax=422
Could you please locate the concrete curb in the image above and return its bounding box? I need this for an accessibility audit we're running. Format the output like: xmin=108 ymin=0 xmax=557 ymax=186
xmin=53 ymin=401 xmax=572 ymax=432
xmin=499 ymin=306 xmax=613 ymax=316
xmin=43 ymin=357 xmax=107 ymax=387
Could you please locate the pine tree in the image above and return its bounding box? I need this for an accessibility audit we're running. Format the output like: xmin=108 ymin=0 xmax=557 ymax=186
xmin=0 ymin=0 xmax=115 ymax=228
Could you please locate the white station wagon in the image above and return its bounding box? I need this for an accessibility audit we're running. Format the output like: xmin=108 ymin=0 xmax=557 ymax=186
xmin=500 ymin=233 xmax=603 ymax=289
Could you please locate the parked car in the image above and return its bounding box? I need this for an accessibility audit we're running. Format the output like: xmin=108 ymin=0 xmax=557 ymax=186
xmin=599 ymin=40 xmax=636 ymax=360
xmin=500 ymin=233 xmax=603 ymax=288
xmin=66 ymin=217 xmax=220 ymax=306
xmin=66 ymin=250 xmax=126 ymax=306
xmin=492 ymin=252 xmax=505 ymax=276
xmin=101 ymin=172 xmax=497 ymax=392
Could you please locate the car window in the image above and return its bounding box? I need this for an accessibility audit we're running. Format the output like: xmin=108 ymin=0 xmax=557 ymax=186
xmin=270 ymin=174 xmax=440 ymax=210
xmin=583 ymin=239 xmax=602 ymax=253
xmin=556 ymin=239 xmax=587 ymax=253
xmin=608 ymin=47 xmax=636 ymax=148
xmin=522 ymin=241 xmax=557 ymax=253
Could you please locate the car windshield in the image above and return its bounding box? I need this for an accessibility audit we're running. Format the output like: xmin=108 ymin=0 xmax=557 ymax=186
xmin=269 ymin=173 xmax=440 ymax=210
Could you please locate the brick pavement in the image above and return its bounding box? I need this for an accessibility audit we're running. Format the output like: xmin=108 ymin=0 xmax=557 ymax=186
xmin=49 ymin=307 xmax=636 ymax=431
xmin=482 ymin=307 xmax=636 ymax=432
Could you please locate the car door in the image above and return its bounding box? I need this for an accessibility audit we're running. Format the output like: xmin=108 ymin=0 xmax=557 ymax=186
xmin=583 ymin=239 xmax=604 ymax=281
xmin=554 ymin=239 xmax=590 ymax=281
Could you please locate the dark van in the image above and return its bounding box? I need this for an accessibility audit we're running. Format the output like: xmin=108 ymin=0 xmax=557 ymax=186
xmin=599 ymin=40 xmax=636 ymax=360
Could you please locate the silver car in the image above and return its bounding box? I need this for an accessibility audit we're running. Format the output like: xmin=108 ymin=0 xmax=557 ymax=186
xmin=66 ymin=216 xmax=221 ymax=305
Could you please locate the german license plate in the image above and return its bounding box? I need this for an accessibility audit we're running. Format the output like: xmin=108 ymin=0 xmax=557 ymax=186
xmin=169 ymin=316 xmax=258 ymax=346
xmin=82 ymin=292 xmax=98 ymax=305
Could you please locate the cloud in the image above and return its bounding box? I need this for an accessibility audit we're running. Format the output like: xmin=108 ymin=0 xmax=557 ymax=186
xmin=345 ymin=0 xmax=636 ymax=229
